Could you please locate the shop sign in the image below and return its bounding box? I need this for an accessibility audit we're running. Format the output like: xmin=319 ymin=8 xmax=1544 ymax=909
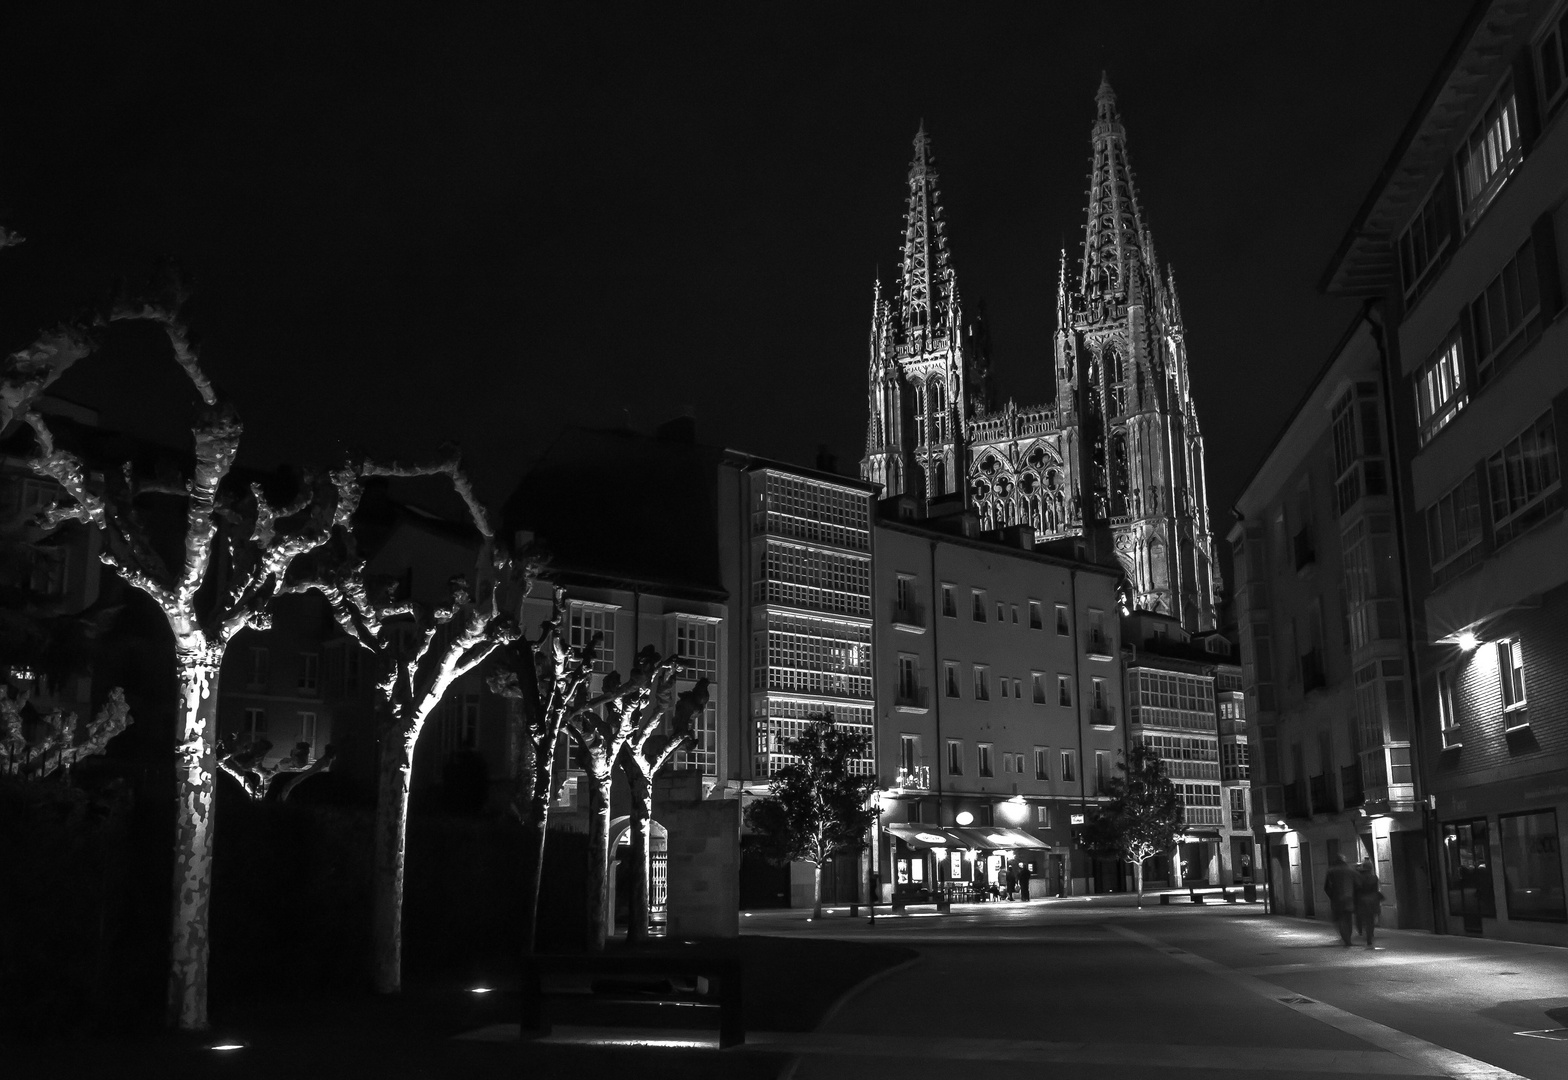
xmin=1069 ymin=813 xmax=1085 ymax=825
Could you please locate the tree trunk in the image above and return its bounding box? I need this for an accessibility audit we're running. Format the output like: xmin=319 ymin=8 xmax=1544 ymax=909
xmin=584 ymin=769 xmax=613 ymax=952
xmin=812 ymin=862 xmax=823 ymax=920
xmin=625 ymin=765 xmax=651 ymax=946
xmin=372 ymin=723 xmax=416 ymax=994
xmin=1134 ymin=859 xmax=1144 ymax=909
xmin=519 ymin=752 xmax=554 ymax=956
xmin=166 ymin=650 xmax=221 ymax=1031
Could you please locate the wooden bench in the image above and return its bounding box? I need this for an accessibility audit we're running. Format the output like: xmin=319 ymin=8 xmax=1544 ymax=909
xmin=1158 ymin=886 xmax=1258 ymax=905
xmin=520 ymin=953 xmax=745 ymax=1047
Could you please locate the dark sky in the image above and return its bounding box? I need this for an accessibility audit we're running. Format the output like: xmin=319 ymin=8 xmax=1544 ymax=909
xmin=3 ymin=1 xmax=1473 ymax=537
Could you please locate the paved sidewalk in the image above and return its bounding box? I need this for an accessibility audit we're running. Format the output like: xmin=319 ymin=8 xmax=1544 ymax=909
xmin=743 ymin=902 xmax=1568 ymax=1080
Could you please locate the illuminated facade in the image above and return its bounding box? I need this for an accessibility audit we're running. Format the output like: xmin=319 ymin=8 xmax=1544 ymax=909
xmin=1323 ymin=0 xmax=1568 ymax=944
xmin=862 ymin=80 xmax=1219 ymax=632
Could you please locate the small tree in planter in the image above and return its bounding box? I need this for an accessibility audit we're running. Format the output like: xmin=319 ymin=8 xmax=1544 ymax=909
xmin=1082 ymin=743 xmax=1183 ymax=908
xmin=744 ymin=714 xmax=876 ymax=919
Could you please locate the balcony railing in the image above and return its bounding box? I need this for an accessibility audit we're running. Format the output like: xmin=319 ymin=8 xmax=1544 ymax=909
xmin=1089 ymin=706 xmax=1117 ymax=730
xmin=895 ymin=687 xmax=929 ymax=710
xmin=891 ymin=602 xmax=925 ymax=629
xmin=1086 ymin=632 xmax=1112 ymax=657
xmin=894 ymin=764 xmax=930 ymax=790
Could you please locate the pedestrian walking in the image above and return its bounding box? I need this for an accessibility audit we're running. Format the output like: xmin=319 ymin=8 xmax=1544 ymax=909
xmin=1018 ymin=863 xmax=1032 ymax=901
xmin=1323 ymin=854 xmax=1358 ymax=946
xmin=1005 ymin=864 xmax=1018 ymax=901
xmin=1354 ymin=858 xmax=1384 ymax=948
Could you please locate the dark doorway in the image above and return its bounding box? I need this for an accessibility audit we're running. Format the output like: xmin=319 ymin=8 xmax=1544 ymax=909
xmin=739 ymin=836 xmax=791 ymax=908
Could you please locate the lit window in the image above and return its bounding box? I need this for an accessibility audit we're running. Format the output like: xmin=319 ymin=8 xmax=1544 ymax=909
xmin=1456 ymin=77 xmax=1522 ymax=227
xmin=1036 ymin=804 xmax=1051 ymax=826
xmin=1437 ymin=668 xmax=1461 ymax=749
xmin=1498 ymin=639 xmax=1527 ymax=716
xmin=978 ymin=743 xmax=994 ymax=777
xmin=1486 ymin=411 xmax=1560 ymax=546
xmin=1413 ymin=332 xmax=1467 ymax=445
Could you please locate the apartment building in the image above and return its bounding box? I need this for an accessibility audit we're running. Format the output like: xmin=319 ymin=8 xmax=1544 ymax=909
xmin=872 ymin=498 xmax=1126 ymax=901
xmin=1323 ymin=0 xmax=1568 ymax=943
xmin=1231 ymin=319 xmax=1430 ymax=930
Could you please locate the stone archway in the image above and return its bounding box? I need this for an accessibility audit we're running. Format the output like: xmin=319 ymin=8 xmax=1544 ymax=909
xmin=608 ymin=816 xmax=669 ymax=933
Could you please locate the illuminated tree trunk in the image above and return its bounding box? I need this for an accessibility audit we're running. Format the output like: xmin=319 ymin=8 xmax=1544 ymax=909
xmin=584 ymin=768 xmax=613 ymax=952
xmin=624 ymin=766 xmax=652 ymax=946
xmin=811 ymin=861 xmax=823 ymax=920
xmin=1133 ymin=857 xmax=1145 ymax=909
xmin=166 ymin=648 xmax=221 ymax=1032
xmin=372 ymin=723 xmax=416 ymax=995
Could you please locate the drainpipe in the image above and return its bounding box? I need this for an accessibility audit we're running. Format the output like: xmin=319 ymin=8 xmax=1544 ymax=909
xmin=929 ymin=538 xmax=951 ymax=913
xmin=1366 ymin=302 xmax=1445 ymax=935
xmin=1071 ymin=566 xmax=1088 ymax=896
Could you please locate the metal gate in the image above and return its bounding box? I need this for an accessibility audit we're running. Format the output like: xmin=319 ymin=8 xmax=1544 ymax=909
xmin=649 ymin=850 xmax=669 ymax=936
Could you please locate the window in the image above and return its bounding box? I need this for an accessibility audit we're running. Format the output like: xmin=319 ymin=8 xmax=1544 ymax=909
xmin=948 ymin=739 xmax=964 ymax=776
xmin=569 ymin=603 xmax=617 ymax=673
xmin=1094 ymin=750 xmax=1111 ymax=793
xmin=672 ymin=616 xmax=720 ymax=775
xmin=248 ymin=647 xmax=270 ymax=690
xmin=298 ymin=712 xmax=317 ymax=755
xmin=297 ymin=652 xmax=320 ymax=693
xmin=996 ymin=602 xmax=1004 ymax=622
xmin=243 ymin=707 xmax=267 ymax=737
xmin=1087 ymin=609 xmax=1108 ymax=652
xmin=973 ymin=664 xmax=990 ymax=701
xmin=1414 ymin=332 xmax=1467 ymax=446
xmin=1000 ymin=677 xmax=1010 ymax=699
xmin=941 ymin=583 xmax=957 ymax=617
xmin=1034 ymin=746 xmax=1049 ymax=780
xmin=1029 ymin=600 xmax=1043 ymax=629
xmin=1013 ymin=678 xmax=1023 ymax=699
xmin=1091 ymin=678 xmax=1108 ymax=710
xmin=978 ymin=743 xmax=994 ymax=777
xmin=1331 ymin=384 xmax=1387 ymax=516
xmin=1499 ymin=638 xmax=1527 ymax=717
xmin=1456 ymin=77 xmax=1522 ymax=227
xmin=1499 ymin=810 xmax=1567 ymax=922
xmin=899 ymin=734 xmax=919 ymax=774
xmin=1398 ymin=183 xmax=1452 ymax=302
xmin=442 ymin=692 xmax=480 ymax=751
xmin=1487 ymin=411 xmax=1560 ymax=546
xmin=1036 ymin=804 xmax=1051 ymax=827
xmin=895 ymin=575 xmax=915 ymax=615
xmin=972 ymin=590 xmax=987 ymax=621
xmin=1060 ymin=750 xmax=1076 ymax=783
xmin=944 ymin=661 xmax=960 ymax=698
xmin=1057 ymin=675 xmax=1072 ymax=707
xmin=1443 ymin=818 xmax=1497 ymax=918
xmin=1055 ymin=604 xmax=1070 ymax=636
xmin=1540 ymin=6 xmax=1568 ymax=115
xmin=1010 ymin=604 xmax=1019 ymax=624
xmin=1470 ymin=239 xmax=1541 ymax=386
xmin=1006 ymin=751 xmax=1026 ymax=773
xmin=1437 ymin=667 xmax=1461 ymax=748
xmin=896 ymin=654 xmax=921 ymax=706
xmin=1031 ymin=672 xmax=1047 ymax=704
xmin=1221 ymin=742 xmax=1250 ymax=781
xmin=1426 ymin=472 xmax=1483 ymax=572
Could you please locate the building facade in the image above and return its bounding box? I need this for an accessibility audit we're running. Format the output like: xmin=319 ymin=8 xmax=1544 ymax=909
xmin=1323 ymin=0 xmax=1568 ymax=943
xmin=1231 ymin=320 xmax=1430 ymax=930
xmin=872 ymin=500 xmax=1126 ymax=902
xmin=861 ymin=80 xmax=1219 ymax=631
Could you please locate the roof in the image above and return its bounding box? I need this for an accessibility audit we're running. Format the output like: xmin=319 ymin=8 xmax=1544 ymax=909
xmin=1321 ymin=0 xmax=1531 ymax=295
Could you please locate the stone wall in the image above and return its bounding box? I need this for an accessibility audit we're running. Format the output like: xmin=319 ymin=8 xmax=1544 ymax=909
xmin=656 ymin=768 xmax=740 ymax=938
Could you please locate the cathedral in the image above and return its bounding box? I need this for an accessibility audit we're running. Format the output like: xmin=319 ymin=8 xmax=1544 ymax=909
xmin=861 ymin=78 xmax=1219 ymax=632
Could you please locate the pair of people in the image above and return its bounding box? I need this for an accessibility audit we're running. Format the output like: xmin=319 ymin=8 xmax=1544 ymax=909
xmin=1324 ymin=854 xmax=1383 ymax=948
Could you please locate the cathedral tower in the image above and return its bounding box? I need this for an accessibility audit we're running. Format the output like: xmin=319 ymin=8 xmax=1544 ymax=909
xmin=861 ymin=125 xmax=986 ymax=502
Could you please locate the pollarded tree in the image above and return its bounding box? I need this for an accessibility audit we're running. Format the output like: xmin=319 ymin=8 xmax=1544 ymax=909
xmin=744 ymin=714 xmax=877 ymax=920
xmin=0 ymin=685 xmax=133 ymax=780
xmin=618 ymin=667 xmax=708 ymax=945
xmin=1082 ymin=742 xmax=1184 ymax=908
xmin=2 ymin=268 xmax=347 ymax=1031
xmin=216 ymin=735 xmax=336 ymax=802
xmin=284 ymin=455 xmax=531 ymax=994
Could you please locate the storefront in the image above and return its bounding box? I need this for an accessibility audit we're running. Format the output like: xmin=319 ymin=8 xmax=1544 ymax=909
xmin=886 ymin=824 xmax=1049 ymax=903
xmin=1436 ymin=779 xmax=1568 ymax=946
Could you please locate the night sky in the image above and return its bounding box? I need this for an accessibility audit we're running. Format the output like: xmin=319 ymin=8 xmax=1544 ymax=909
xmin=3 ymin=1 xmax=1473 ymax=552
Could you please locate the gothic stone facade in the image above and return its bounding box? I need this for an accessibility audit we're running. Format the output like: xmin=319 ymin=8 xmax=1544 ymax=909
xmin=862 ymin=79 xmax=1219 ymax=632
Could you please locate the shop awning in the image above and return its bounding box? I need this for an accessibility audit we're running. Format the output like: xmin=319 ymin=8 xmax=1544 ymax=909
xmin=886 ymin=824 xmax=967 ymax=849
xmin=953 ymin=827 xmax=1049 ymax=850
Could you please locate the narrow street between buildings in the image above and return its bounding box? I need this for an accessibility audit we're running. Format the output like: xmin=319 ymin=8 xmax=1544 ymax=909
xmin=741 ymin=897 xmax=1568 ymax=1080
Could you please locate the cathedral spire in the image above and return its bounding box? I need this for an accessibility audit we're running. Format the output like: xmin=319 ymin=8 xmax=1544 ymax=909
xmin=897 ymin=122 xmax=955 ymax=345
xmin=1079 ymin=75 xmax=1148 ymax=308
